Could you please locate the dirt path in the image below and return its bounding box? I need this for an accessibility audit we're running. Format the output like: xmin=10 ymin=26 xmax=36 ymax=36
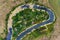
xmin=8 ymin=5 xmax=24 ymax=31
xmin=0 ymin=0 xmax=24 ymax=38
xmin=0 ymin=0 xmax=59 ymax=40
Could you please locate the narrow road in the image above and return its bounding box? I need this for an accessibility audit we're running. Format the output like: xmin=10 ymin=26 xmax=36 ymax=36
xmin=6 ymin=4 xmax=55 ymax=40
xmin=6 ymin=28 xmax=12 ymax=40
xmin=16 ymin=5 xmax=55 ymax=40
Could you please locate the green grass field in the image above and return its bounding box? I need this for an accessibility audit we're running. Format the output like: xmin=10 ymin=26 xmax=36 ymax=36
xmin=22 ymin=23 xmax=54 ymax=40
xmin=12 ymin=8 xmax=49 ymax=39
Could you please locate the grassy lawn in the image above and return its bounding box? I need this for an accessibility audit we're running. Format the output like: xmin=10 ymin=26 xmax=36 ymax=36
xmin=49 ymin=0 xmax=60 ymax=17
xmin=22 ymin=0 xmax=59 ymax=40
xmin=0 ymin=36 xmax=5 ymax=40
xmin=22 ymin=23 xmax=54 ymax=40
xmin=12 ymin=8 xmax=49 ymax=38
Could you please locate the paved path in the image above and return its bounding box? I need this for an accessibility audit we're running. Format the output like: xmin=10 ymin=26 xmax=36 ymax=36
xmin=6 ymin=4 xmax=55 ymax=40
xmin=6 ymin=28 xmax=12 ymax=40
xmin=16 ymin=5 xmax=55 ymax=40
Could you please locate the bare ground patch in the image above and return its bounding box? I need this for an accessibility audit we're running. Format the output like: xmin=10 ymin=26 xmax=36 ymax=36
xmin=0 ymin=0 xmax=24 ymax=38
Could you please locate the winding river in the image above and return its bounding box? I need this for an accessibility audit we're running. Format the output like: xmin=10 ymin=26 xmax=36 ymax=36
xmin=6 ymin=4 xmax=55 ymax=40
